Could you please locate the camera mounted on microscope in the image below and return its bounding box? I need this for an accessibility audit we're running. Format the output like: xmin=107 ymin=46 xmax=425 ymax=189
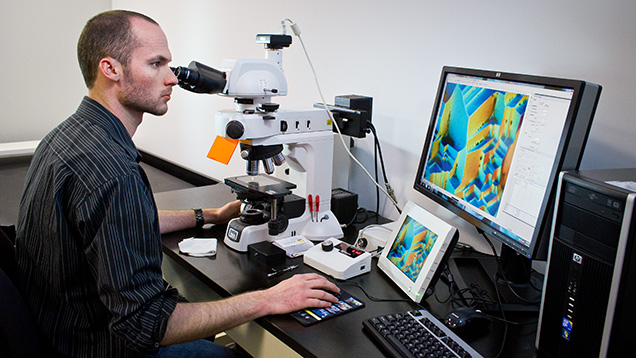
xmin=255 ymin=34 xmax=292 ymax=49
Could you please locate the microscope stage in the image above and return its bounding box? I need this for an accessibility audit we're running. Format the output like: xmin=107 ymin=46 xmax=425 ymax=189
xmin=225 ymin=174 xmax=296 ymax=199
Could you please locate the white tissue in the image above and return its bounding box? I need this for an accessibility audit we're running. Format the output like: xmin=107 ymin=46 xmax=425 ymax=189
xmin=178 ymin=237 xmax=217 ymax=257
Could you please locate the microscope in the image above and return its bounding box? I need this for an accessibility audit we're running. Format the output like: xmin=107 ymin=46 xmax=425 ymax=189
xmin=172 ymin=33 xmax=343 ymax=252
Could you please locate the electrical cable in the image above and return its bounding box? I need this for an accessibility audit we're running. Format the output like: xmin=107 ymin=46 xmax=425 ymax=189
xmin=368 ymin=122 xmax=398 ymax=215
xmin=339 ymin=280 xmax=423 ymax=306
xmin=435 ymin=266 xmax=537 ymax=329
xmin=438 ymin=268 xmax=497 ymax=309
xmin=340 ymin=207 xmax=375 ymax=230
xmin=373 ymin=127 xmax=381 ymax=217
xmin=487 ymin=315 xmax=538 ymax=326
xmin=342 ymin=207 xmax=361 ymax=228
xmin=281 ymin=18 xmax=401 ymax=215
xmin=479 ymin=233 xmax=509 ymax=358
xmin=355 ymin=223 xmax=393 ymax=248
xmin=353 ymin=207 xmax=370 ymax=224
xmin=477 ymin=230 xmax=541 ymax=305
xmin=523 ymin=259 xmax=543 ymax=292
xmin=368 ymin=123 xmax=390 ymax=185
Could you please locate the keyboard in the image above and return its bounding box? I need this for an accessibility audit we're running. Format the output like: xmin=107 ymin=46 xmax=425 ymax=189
xmin=363 ymin=309 xmax=483 ymax=358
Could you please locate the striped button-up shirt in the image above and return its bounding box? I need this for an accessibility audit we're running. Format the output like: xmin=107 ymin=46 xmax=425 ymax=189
xmin=16 ymin=97 xmax=179 ymax=357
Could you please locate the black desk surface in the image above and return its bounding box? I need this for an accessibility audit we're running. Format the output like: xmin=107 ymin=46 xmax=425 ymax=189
xmin=156 ymin=185 xmax=539 ymax=358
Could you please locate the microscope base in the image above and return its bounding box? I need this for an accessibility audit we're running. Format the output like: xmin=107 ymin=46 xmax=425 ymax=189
xmin=224 ymin=211 xmax=344 ymax=252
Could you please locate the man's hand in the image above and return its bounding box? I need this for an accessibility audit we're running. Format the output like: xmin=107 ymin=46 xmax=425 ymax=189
xmin=204 ymin=200 xmax=241 ymax=225
xmin=163 ymin=273 xmax=340 ymax=345
xmin=261 ymin=273 xmax=341 ymax=315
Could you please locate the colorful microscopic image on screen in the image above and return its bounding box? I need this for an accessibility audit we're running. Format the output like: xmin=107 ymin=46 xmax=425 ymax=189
xmin=387 ymin=216 xmax=438 ymax=282
xmin=424 ymin=82 xmax=528 ymax=217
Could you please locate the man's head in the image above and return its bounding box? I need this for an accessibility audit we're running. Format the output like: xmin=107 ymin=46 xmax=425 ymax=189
xmin=78 ymin=10 xmax=177 ymax=120
xmin=78 ymin=10 xmax=156 ymax=89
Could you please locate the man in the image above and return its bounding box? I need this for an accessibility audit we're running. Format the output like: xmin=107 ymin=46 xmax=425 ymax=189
xmin=16 ymin=10 xmax=339 ymax=358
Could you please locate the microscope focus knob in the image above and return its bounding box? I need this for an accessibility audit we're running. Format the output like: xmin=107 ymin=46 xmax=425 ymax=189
xmin=268 ymin=215 xmax=289 ymax=236
xmin=225 ymin=120 xmax=245 ymax=139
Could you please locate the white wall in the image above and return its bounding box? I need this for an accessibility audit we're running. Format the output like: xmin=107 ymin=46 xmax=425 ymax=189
xmin=114 ymin=0 xmax=636 ymax=251
xmin=0 ymin=0 xmax=111 ymax=142
xmin=5 ymin=0 xmax=636 ymax=252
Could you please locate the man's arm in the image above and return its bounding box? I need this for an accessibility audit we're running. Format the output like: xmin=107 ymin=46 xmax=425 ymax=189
xmin=158 ymin=200 xmax=241 ymax=234
xmin=160 ymin=273 xmax=340 ymax=345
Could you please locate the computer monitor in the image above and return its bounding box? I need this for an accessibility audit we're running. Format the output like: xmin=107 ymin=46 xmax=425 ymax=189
xmin=413 ymin=66 xmax=601 ymax=290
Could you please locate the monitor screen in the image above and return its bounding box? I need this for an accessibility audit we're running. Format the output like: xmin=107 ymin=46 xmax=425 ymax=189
xmin=414 ymin=66 xmax=601 ymax=259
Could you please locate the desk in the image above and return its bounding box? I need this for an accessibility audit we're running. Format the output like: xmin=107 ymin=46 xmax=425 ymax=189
xmin=157 ymin=185 xmax=539 ymax=358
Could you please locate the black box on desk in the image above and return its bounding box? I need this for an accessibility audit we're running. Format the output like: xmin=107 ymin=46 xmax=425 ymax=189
xmin=331 ymin=188 xmax=358 ymax=225
xmin=248 ymin=241 xmax=286 ymax=266
xmin=537 ymin=168 xmax=636 ymax=357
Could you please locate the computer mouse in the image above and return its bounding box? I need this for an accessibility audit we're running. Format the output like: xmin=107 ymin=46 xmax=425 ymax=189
xmin=443 ymin=307 xmax=490 ymax=335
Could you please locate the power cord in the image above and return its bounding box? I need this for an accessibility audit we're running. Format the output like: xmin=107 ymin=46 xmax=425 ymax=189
xmin=339 ymin=280 xmax=422 ymax=306
xmin=280 ymin=18 xmax=401 ymax=215
xmin=477 ymin=229 xmax=541 ymax=305
xmin=478 ymin=232 xmax=509 ymax=358
xmin=367 ymin=122 xmax=399 ymax=216
xmin=435 ymin=266 xmax=498 ymax=310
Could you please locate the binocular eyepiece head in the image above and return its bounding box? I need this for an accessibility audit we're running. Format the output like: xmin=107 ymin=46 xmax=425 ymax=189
xmin=171 ymin=61 xmax=227 ymax=94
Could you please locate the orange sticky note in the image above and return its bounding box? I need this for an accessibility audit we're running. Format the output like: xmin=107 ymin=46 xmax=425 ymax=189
xmin=207 ymin=136 xmax=239 ymax=165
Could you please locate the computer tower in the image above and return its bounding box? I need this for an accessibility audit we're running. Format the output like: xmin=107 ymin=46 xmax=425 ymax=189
xmin=537 ymin=168 xmax=636 ymax=357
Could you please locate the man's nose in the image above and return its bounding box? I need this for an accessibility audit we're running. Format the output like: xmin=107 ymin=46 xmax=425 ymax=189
xmin=167 ymin=67 xmax=178 ymax=86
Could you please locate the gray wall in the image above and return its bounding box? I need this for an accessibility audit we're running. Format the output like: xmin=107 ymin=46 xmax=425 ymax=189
xmin=4 ymin=0 xmax=636 ymax=251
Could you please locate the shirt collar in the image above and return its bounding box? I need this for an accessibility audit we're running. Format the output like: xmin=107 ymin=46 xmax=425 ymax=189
xmin=77 ymin=96 xmax=142 ymax=163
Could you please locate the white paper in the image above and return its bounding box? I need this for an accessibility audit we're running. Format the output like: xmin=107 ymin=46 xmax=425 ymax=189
xmin=273 ymin=235 xmax=314 ymax=258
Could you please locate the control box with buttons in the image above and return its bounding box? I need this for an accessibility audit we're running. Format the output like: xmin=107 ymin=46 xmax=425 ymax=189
xmin=303 ymin=238 xmax=371 ymax=280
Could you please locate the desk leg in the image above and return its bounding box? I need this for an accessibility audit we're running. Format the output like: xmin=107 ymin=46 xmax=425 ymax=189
xmin=162 ymin=254 xmax=302 ymax=358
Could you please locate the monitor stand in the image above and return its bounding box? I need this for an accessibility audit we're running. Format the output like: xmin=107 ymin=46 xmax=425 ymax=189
xmin=448 ymin=245 xmax=544 ymax=314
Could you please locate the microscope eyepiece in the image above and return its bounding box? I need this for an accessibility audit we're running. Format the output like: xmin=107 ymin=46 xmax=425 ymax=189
xmin=172 ymin=61 xmax=227 ymax=95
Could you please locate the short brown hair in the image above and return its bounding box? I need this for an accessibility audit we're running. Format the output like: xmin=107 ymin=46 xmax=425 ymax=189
xmin=77 ymin=10 xmax=158 ymax=88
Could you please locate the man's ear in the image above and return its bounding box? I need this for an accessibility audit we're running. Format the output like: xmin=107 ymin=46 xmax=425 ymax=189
xmin=98 ymin=57 xmax=123 ymax=82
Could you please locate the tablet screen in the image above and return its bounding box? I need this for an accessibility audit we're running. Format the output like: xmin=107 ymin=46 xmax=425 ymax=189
xmin=386 ymin=216 xmax=439 ymax=282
